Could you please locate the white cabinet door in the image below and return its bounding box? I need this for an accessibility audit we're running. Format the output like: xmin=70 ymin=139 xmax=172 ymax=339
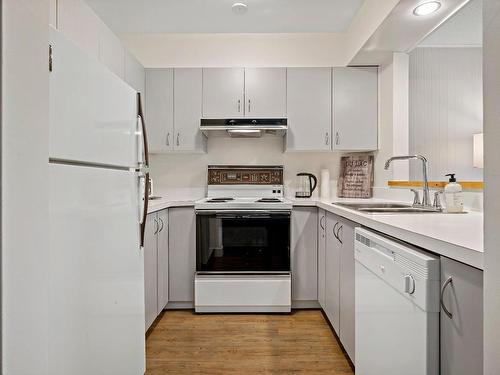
xmin=49 ymin=164 xmax=145 ymax=375
xmin=317 ymin=209 xmax=327 ymax=309
xmin=333 ymin=67 xmax=378 ymax=151
xmin=286 ymin=68 xmax=332 ymax=151
xmin=157 ymin=210 xmax=169 ymax=313
xmin=291 ymin=207 xmax=318 ymax=301
xmin=325 ymin=212 xmax=341 ymax=333
xmin=244 ymin=68 xmax=287 ymax=118
xmin=49 ymin=28 xmax=138 ymax=167
xmin=202 ymin=68 xmax=245 ymax=118
xmin=440 ymin=257 xmax=483 ymax=375
xmin=144 ymin=213 xmax=158 ymax=331
xmin=124 ymin=51 xmax=145 ymax=94
xmin=168 ymin=207 xmax=196 ymax=302
xmin=50 ymin=0 xmax=57 ymax=27
xmin=338 ymin=218 xmax=357 ymax=363
xmin=174 ymin=68 xmax=206 ymax=152
xmin=145 ymin=69 xmax=174 ymax=153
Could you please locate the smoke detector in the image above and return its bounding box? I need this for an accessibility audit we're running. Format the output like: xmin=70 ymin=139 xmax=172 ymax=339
xmin=232 ymin=2 xmax=248 ymax=15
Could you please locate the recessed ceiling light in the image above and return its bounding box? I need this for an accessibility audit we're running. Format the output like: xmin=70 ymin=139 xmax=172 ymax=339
xmin=232 ymin=2 xmax=248 ymax=15
xmin=413 ymin=1 xmax=441 ymax=16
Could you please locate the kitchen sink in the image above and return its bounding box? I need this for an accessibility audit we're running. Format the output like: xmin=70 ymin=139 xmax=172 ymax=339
xmin=333 ymin=202 xmax=442 ymax=213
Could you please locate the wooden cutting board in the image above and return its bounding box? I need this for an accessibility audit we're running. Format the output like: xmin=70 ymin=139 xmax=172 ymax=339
xmin=337 ymin=154 xmax=374 ymax=198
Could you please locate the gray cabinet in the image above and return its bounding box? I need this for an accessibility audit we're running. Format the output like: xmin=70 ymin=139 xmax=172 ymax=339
xmin=333 ymin=67 xmax=378 ymax=151
xmin=202 ymin=68 xmax=245 ymax=118
xmin=145 ymin=69 xmax=174 ymax=153
xmin=291 ymin=207 xmax=318 ymax=302
xmin=440 ymin=257 xmax=483 ymax=375
xmin=244 ymin=68 xmax=287 ymax=117
xmin=338 ymin=217 xmax=357 ymax=363
xmin=325 ymin=212 xmax=341 ymax=332
xmin=157 ymin=210 xmax=169 ymax=313
xmin=144 ymin=213 xmax=158 ymax=331
xmin=286 ymin=68 xmax=332 ymax=151
xmin=317 ymin=209 xmax=327 ymax=308
xmin=168 ymin=207 xmax=196 ymax=303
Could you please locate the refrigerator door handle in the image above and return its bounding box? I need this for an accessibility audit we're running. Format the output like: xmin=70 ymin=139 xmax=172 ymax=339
xmin=139 ymin=172 xmax=150 ymax=248
xmin=137 ymin=92 xmax=149 ymax=169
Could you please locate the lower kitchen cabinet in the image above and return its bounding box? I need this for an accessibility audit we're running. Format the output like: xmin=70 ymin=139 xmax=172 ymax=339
xmin=144 ymin=209 xmax=169 ymax=331
xmin=317 ymin=209 xmax=327 ymax=308
xmin=168 ymin=207 xmax=196 ymax=303
xmin=325 ymin=212 xmax=341 ymax=332
xmin=440 ymin=256 xmax=483 ymax=375
xmin=291 ymin=207 xmax=318 ymax=302
xmin=337 ymin=217 xmax=357 ymax=363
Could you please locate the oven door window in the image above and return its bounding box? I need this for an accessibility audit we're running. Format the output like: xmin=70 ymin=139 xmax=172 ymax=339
xmin=196 ymin=212 xmax=290 ymax=272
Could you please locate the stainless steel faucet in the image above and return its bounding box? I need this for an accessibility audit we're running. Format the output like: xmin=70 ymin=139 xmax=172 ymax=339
xmin=384 ymin=155 xmax=431 ymax=207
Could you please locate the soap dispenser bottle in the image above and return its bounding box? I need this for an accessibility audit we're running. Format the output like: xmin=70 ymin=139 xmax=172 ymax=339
xmin=444 ymin=173 xmax=463 ymax=213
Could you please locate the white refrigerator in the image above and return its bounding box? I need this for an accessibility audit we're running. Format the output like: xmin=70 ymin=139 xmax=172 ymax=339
xmin=48 ymin=27 xmax=149 ymax=375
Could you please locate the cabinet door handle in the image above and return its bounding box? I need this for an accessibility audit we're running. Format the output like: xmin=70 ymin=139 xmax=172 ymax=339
xmin=166 ymin=132 xmax=170 ymax=146
xmin=440 ymin=276 xmax=454 ymax=318
xmin=176 ymin=133 xmax=180 ymax=147
xmin=332 ymin=222 xmax=339 ymax=242
xmin=248 ymin=99 xmax=251 ymax=113
xmin=336 ymin=224 xmax=343 ymax=244
xmin=325 ymin=132 xmax=330 ymax=145
xmin=335 ymin=131 xmax=340 ymax=146
xmin=319 ymin=215 xmax=325 ymax=230
xmin=237 ymin=99 xmax=241 ymax=113
xmin=153 ymin=218 xmax=159 ymax=235
xmin=158 ymin=217 xmax=164 ymax=233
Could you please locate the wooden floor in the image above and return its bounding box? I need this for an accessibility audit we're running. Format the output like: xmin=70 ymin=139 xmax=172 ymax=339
xmin=146 ymin=310 xmax=354 ymax=375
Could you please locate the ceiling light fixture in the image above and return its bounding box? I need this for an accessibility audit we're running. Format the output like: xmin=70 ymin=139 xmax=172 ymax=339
xmin=413 ymin=1 xmax=441 ymax=16
xmin=232 ymin=2 xmax=248 ymax=15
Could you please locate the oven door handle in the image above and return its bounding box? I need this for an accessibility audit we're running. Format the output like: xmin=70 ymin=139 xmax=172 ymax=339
xmin=196 ymin=210 xmax=291 ymax=218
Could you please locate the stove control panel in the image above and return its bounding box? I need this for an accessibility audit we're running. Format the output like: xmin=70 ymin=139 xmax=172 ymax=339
xmin=208 ymin=166 xmax=283 ymax=185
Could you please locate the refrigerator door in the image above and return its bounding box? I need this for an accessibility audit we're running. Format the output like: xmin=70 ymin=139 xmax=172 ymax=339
xmin=49 ymin=27 xmax=138 ymax=168
xmin=49 ymin=163 xmax=145 ymax=375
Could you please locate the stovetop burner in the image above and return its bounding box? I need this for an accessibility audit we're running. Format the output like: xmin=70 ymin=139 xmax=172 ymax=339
xmin=206 ymin=197 xmax=235 ymax=203
xmin=256 ymin=198 xmax=282 ymax=203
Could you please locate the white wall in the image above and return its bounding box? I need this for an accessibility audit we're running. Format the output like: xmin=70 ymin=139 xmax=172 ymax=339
xmin=483 ymin=0 xmax=500 ymax=372
xmin=409 ymin=47 xmax=483 ymax=181
xmin=2 ymin=0 xmax=50 ymax=373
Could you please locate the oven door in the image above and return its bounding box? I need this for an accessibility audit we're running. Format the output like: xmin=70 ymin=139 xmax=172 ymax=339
xmin=196 ymin=210 xmax=291 ymax=273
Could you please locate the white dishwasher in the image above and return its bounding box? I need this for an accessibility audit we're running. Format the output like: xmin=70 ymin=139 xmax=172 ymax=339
xmin=354 ymin=228 xmax=440 ymax=375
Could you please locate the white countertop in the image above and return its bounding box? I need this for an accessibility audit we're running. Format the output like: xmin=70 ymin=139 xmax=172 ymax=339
xmin=147 ymin=195 xmax=484 ymax=270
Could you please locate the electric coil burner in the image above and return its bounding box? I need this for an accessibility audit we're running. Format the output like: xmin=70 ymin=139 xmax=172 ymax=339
xmin=194 ymin=166 xmax=292 ymax=313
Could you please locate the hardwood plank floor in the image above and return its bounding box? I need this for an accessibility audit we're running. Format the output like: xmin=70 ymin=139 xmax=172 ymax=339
xmin=146 ymin=310 xmax=354 ymax=375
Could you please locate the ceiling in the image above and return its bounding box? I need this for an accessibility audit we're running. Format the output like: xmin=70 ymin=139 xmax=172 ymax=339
xmin=84 ymin=0 xmax=365 ymax=34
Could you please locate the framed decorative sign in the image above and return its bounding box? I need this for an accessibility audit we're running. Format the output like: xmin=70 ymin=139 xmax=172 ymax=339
xmin=337 ymin=154 xmax=374 ymax=198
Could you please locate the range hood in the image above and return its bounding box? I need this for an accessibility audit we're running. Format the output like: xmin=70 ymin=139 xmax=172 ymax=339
xmin=200 ymin=118 xmax=287 ymax=138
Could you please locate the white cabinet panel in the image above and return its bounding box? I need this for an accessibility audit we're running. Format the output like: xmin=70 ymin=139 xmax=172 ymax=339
xmin=291 ymin=207 xmax=318 ymax=301
xmin=49 ymin=164 xmax=145 ymax=375
xmin=440 ymin=257 xmax=483 ymax=375
xmin=333 ymin=67 xmax=378 ymax=151
xmin=287 ymin=68 xmax=332 ymax=151
xmin=49 ymin=28 xmax=138 ymax=167
xmin=98 ymin=28 xmax=125 ymax=79
xmin=317 ymin=209 xmax=327 ymax=308
xmin=325 ymin=212 xmax=341 ymax=332
xmin=245 ymin=68 xmax=287 ymax=118
xmin=145 ymin=69 xmax=174 ymax=153
xmin=124 ymin=51 xmax=145 ymax=94
xmin=169 ymin=207 xmax=196 ymax=302
xmin=174 ymin=68 xmax=206 ymax=152
xmin=50 ymin=0 xmax=57 ymax=27
xmin=144 ymin=213 xmax=158 ymax=331
xmin=157 ymin=210 xmax=169 ymax=312
xmin=338 ymin=218 xmax=357 ymax=363
xmin=202 ymin=68 xmax=245 ymax=118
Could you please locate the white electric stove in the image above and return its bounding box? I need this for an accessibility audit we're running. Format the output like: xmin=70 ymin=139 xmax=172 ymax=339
xmin=194 ymin=166 xmax=292 ymax=313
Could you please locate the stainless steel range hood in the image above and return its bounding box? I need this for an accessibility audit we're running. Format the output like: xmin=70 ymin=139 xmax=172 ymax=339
xmin=200 ymin=119 xmax=287 ymax=138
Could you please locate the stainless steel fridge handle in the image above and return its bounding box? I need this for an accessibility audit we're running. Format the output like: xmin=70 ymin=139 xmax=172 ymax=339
xmin=139 ymin=172 xmax=150 ymax=248
xmin=137 ymin=92 xmax=149 ymax=169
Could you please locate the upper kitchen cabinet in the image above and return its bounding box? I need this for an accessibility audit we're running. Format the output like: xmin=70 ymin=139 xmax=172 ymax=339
xmin=244 ymin=68 xmax=287 ymax=118
xmin=174 ymin=68 xmax=206 ymax=152
xmin=145 ymin=69 xmax=174 ymax=153
xmin=202 ymin=68 xmax=245 ymax=118
xmin=286 ymin=68 xmax=332 ymax=151
xmin=333 ymin=67 xmax=378 ymax=151
xmin=202 ymin=68 xmax=287 ymax=118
